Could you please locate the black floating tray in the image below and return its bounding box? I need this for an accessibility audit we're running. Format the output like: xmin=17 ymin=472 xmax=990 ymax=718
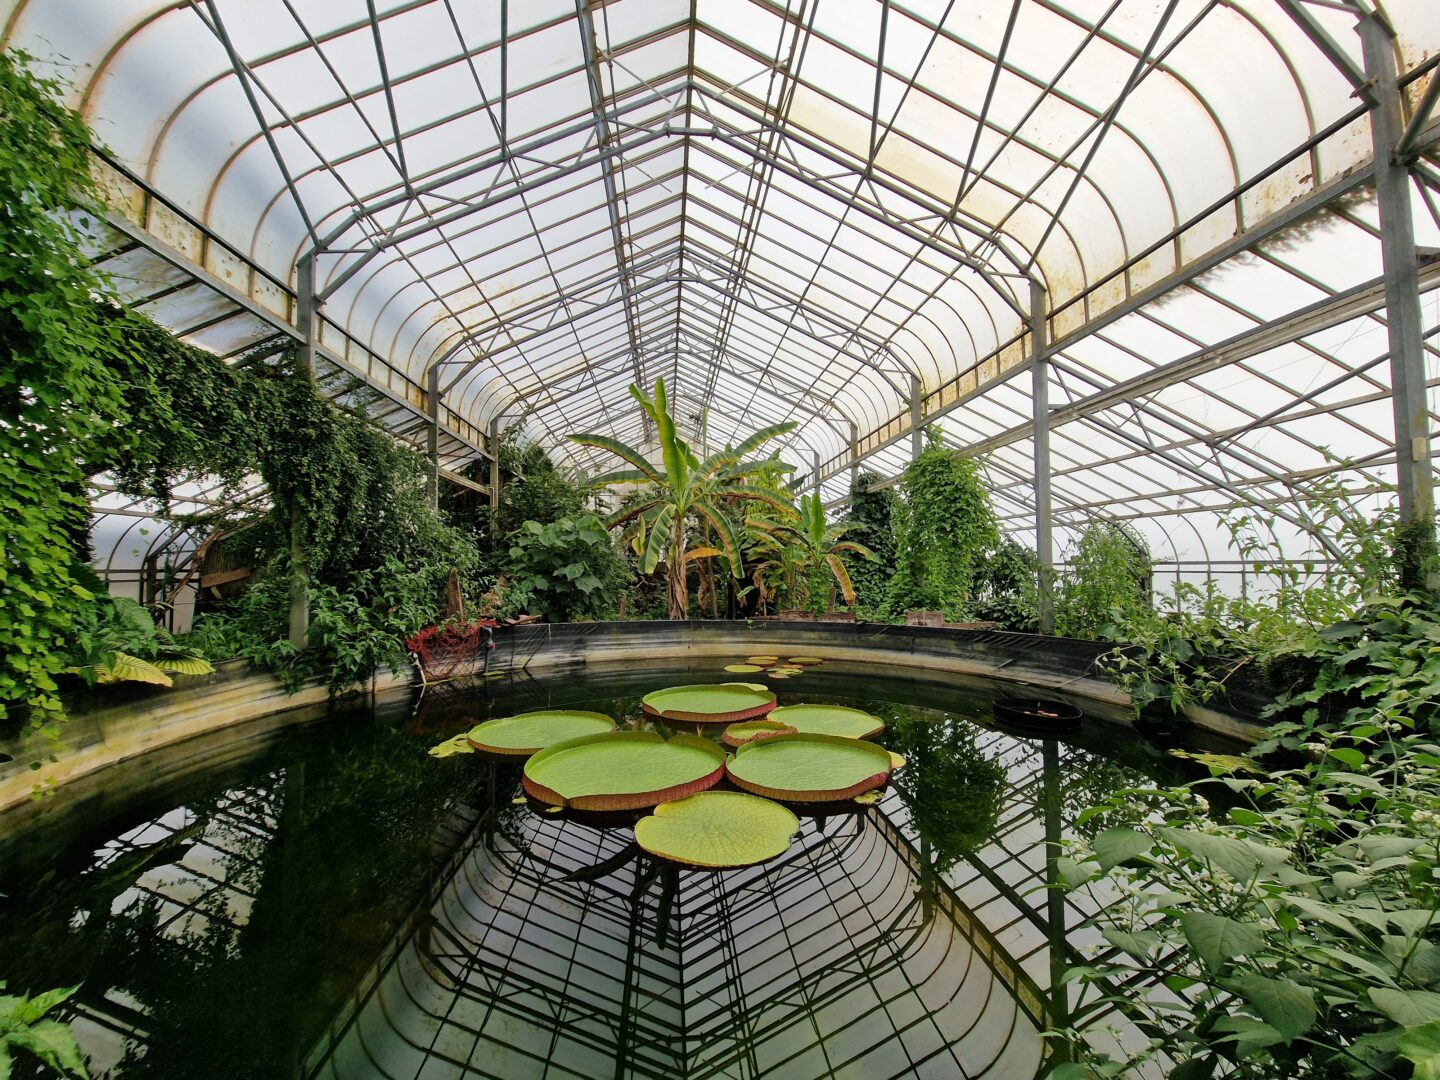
xmin=992 ymin=697 xmax=1083 ymax=733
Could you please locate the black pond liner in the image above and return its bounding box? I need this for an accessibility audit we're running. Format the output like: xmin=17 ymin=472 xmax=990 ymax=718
xmin=992 ymin=697 xmax=1083 ymax=734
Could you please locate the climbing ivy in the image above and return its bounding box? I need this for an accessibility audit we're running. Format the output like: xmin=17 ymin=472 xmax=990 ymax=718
xmin=843 ymin=471 xmax=898 ymax=616
xmin=0 ymin=51 xmax=129 ymax=727
xmin=885 ymin=427 xmax=1000 ymax=620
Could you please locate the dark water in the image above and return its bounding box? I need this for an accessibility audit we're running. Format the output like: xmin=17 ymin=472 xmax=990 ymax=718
xmin=0 ymin=661 xmax=1224 ymax=1079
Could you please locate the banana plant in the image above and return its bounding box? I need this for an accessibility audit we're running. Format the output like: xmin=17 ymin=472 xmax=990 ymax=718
xmin=769 ymin=492 xmax=878 ymax=609
xmin=568 ymin=378 xmax=797 ymax=619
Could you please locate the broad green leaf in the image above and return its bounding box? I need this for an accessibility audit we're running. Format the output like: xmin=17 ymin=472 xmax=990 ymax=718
xmin=769 ymin=704 xmax=883 ymax=739
xmin=10 ymin=986 xmax=79 ymax=1027
xmin=1226 ymin=975 xmax=1316 ymax=1041
xmin=565 ymin=433 xmax=661 ymax=483
xmin=727 ymin=733 xmax=892 ymax=801
xmin=1101 ymin=927 xmax=1159 ymax=962
xmin=1399 ymin=1019 xmax=1440 ymax=1079
xmin=1211 ymin=1014 xmax=1285 ymax=1056
xmin=1168 ymin=1058 xmax=1215 ymax=1080
xmin=100 ymin=652 xmax=172 ymax=686
xmin=5 ymin=1019 xmax=89 ymax=1078
xmin=642 ymin=683 xmax=775 ymax=720
xmin=1370 ymin=988 xmax=1440 ymax=1028
xmin=466 ymin=710 xmax=616 ymax=755
xmin=524 ymin=731 xmax=725 ymax=810
xmin=1179 ymin=912 xmax=1264 ymax=974
xmin=1093 ymin=827 xmax=1153 ymax=872
xmin=154 ymin=655 xmax=215 ymax=677
xmin=635 ymin=791 xmax=799 ymax=868
xmin=641 ymin=503 xmax=675 ymax=574
xmin=692 ymin=499 xmax=745 ymax=578
xmin=1157 ymin=826 xmax=1289 ymax=883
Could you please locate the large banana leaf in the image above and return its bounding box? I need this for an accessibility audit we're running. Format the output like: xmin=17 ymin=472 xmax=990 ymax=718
xmin=649 ymin=378 xmax=690 ymax=493
xmin=829 ymin=540 xmax=878 ymax=561
xmin=641 ymin=503 xmax=676 ymax=574
xmin=711 ymin=486 xmax=797 ymax=517
xmin=692 ymin=499 xmax=745 ymax=578
xmin=606 ymin=498 xmax=661 ymax=528
xmin=702 ymin=421 xmax=798 ymax=475
xmin=566 ymin=433 xmax=662 ymax=483
xmin=826 ymin=554 xmax=857 ymax=605
xmin=589 ymin=468 xmax=654 ymax=487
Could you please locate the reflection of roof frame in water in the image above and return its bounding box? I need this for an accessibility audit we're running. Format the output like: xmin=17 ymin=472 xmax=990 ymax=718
xmin=304 ymin=763 xmax=1055 ymax=1080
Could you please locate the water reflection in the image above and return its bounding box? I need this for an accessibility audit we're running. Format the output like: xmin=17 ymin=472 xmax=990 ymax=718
xmin=0 ymin=664 xmax=1190 ymax=1079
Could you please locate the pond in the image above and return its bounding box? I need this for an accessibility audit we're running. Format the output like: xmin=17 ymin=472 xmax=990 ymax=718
xmin=0 ymin=660 xmax=1227 ymax=1079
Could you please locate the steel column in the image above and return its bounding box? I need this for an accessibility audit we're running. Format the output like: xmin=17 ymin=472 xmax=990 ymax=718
xmin=426 ymin=366 xmax=441 ymax=510
xmin=909 ymin=374 xmax=923 ymax=460
xmin=848 ymin=420 xmax=860 ymax=496
xmin=489 ymin=416 xmax=502 ymax=537
xmin=288 ymin=252 xmax=318 ymax=650
xmin=1361 ymin=15 xmax=1436 ymax=589
xmin=1031 ymin=280 xmax=1055 ymax=634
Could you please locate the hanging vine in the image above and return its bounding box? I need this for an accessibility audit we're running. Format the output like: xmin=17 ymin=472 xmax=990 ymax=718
xmin=0 ymin=51 xmax=129 ymax=728
xmin=885 ymin=427 xmax=1000 ymax=620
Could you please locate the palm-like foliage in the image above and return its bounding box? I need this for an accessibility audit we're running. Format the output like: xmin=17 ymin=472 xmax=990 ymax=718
xmin=765 ymin=493 xmax=878 ymax=610
xmin=568 ymin=378 xmax=797 ymax=618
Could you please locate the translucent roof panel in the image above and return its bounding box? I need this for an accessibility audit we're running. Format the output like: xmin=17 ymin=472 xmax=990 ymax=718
xmin=4 ymin=0 xmax=1439 ymax=554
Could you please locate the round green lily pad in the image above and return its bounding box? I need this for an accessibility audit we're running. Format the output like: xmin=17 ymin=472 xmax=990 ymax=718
xmin=747 ymin=655 xmax=779 ymax=664
xmin=770 ymin=704 xmax=884 ymax=740
xmin=724 ymin=664 xmax=763 ymax=673
xmin=787 ymin=656 xmax=824 ymax=665
xmin=768 ymin=673 xmax=791 ymax=680
xmin=722 ymin=718 xmax=797 ymax=748
xmin=726 ymin=732 xmax=892 ymax=802
xmin=635 ymin=791 xmax=799 ymax=868
xmin=642 ymin=683 xmax=776 ymax=723
xmin=466 ymin=710 xmax=616 ymax=756
xmin=523 ymin=731 xmax=726 ymax=811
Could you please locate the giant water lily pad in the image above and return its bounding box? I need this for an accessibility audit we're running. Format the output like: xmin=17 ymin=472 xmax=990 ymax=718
xmin=722 ymin=719 xmax=797 ymax=748
xmin=523 ymin=731 xmax=726 ymax=811
xmin=635 ymin=791 xmax=800 ymax=868
xmin=642 ymin=683 xmax=776 ymax=723
xmin=727 ymin=732 xmax=892 ymax=802
xmin=770 ymin=704 xmax=884 ymax=740
xmin=724 ymin=664 xmax=763 ymax=673
xmin=467 ymin=710 xmax=616 ymax=756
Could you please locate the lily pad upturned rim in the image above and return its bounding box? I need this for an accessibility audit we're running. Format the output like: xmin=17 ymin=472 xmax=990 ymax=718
xmin=635 ymin=791 xmax=800 ymax=868
xmin=721 ymin=718 xmax=798 ymax=748
xmin=726 ymin=732 xmax=892 ymax=803
xmin=769 ymin=704 xmax=885 ymax=740
xmin=523 ymin=731 xmax=726 ymax=811
xmin=466 ymin=709 xmax=617 ymax=755
xmin=641 ymin=682 xmax=777 ymax=723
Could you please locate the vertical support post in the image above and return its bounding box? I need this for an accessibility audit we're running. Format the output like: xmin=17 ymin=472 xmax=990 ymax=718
xmin=1361 ymin=14 xmax=1436 ymax=590
xmin=848 ymin=420 xmax=860 ymax=496
xmin=296 ymin=252 xmax=316 ymax=377
xmin=1042 ymin=738 xmax=1069 ymax=1050
xmin=425 ymin=366 xmax=441 ymax=511
xmin=909 ymin=374 xmax=923 ymax=459
xmin=812 ymin=449 xmax=822 ymax=494
xmin=489 ymin=416 xmax=502 ymax=539
xmin=288 ymin=253 xmax=317 ymax=651
xmin=1031 ymin=279 xmax=1056 ymax=634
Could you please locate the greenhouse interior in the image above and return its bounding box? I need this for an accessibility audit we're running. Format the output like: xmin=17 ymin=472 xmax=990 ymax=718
xmin=3 ymin=0 xmax=1440 ymax=1077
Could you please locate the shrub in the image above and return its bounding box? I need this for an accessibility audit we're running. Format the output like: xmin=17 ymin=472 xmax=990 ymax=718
xmin=502 ymin=515 xmax=625 ymax=623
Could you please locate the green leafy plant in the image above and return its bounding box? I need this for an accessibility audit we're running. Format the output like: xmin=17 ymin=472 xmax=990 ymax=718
xmin=759 ymin=493 xmax=876 ymax=614
xmin=0 ymin=52 xmax=129 ymax=728
xmin=0 ymin=982 xmax=88 ymax=1078
xmin=1054 ymin=521 xmax=1153 ymax=639
xmin=1054 ymin=738 xmax=1440 ymax=1079
xmin=844 ymin=472 xmax=899 ymax=616
xmin=569 ymin=378 xmax=796 ymax=618
xmin=64 ymin=590 xmax=214 ymax=688
xmin=885 ymin=427 xmax=1000 ymax=620
xmin=502 ymin=514 xmax=625 ymax=622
